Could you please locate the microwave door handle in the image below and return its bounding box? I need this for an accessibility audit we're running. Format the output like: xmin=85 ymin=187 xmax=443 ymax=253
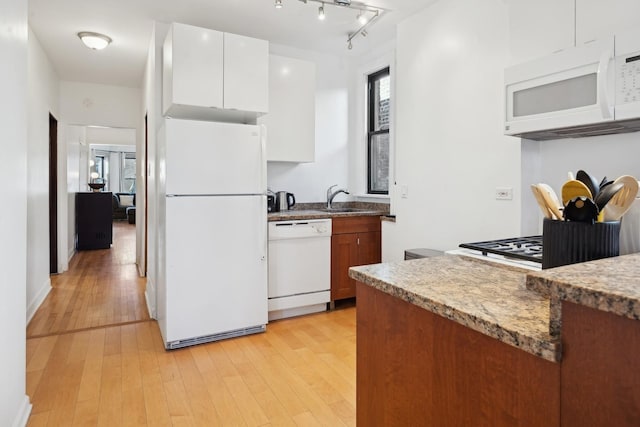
xmin=597 ymin=50 xmax=614 ymax=119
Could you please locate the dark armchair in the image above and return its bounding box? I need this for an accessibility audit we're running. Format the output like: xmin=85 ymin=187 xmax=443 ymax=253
xmin=112 ymin=193 xmax=136 ymax=220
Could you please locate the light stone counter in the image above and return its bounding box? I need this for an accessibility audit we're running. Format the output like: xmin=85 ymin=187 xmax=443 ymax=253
xmin=349 ymin=255 xmax=560 ymax=362
xmin=526 ymin=252 xmax=640 ymax=337
xmin=268 ymin=201 xmax=388 ymax=222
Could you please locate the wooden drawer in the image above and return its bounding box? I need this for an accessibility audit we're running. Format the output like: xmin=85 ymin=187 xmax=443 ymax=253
xmin=332 ymin=216 xmax=381 ymax=235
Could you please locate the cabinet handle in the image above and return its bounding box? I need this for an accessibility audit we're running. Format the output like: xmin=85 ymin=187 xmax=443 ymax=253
xmin=357 ymin=237 xmax=360 ymax=245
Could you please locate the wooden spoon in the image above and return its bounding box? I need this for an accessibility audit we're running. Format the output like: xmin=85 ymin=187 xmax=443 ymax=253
xmin=603 ymin=176 xmax=639 ymax=221
xmin=537 ymin=183 xmax=563 ymax=220
xmin=561 ymin=180 xmax=592 ymax=206
xmin=530 ymin=185 xmax=552 ymax=219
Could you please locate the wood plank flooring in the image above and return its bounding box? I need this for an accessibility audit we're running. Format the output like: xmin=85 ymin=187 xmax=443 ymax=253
xmin=28 ymin=222 xmax=149 ymax=338
xmin=26 ymin=220 xmax=357 ymax=426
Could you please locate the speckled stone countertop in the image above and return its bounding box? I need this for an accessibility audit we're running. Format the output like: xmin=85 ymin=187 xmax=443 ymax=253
xmin=268 ymin=201 xmax=389 ymax=222
xmin=349 ymin=256 xmax=560 ymax=362
xmin=526 ymin=253 xmax=640 ymax=337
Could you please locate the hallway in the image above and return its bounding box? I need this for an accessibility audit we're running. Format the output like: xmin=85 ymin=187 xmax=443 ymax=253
xmin=25 ymin=221 xmax=357 ymax=426
xmin=28 ymin=222 xmax=149 ymax=338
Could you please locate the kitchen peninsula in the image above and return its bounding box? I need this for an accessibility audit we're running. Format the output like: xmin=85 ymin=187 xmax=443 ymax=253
xmin=350 ymin=253 xmax=640 ymax=426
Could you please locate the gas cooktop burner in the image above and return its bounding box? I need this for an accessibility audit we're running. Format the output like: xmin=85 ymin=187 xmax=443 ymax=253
xmin=459 ymin=236 xmax=543 ymax=263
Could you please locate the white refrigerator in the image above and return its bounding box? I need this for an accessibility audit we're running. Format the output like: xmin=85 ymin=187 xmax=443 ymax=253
xmin=157 ymin=118 xmax=268 ymax=349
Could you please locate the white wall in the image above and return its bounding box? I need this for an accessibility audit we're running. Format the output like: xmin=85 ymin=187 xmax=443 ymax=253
xmin=0 ymin=0 xmax=32 ymax=424
xmin=60 ymin=81 xmax=142 ymax=129
xmin=266 ymin=44 xmax=350 ymax=203
xmin=26 ymin=28 xmax=60 ymax=321
xmin=142 ymin=22 xmax=170 ymax=317
xmin=65 ymin=125 xmax=87 ymax=261
xmin=384 ymin=0 xmax=520 ymax=261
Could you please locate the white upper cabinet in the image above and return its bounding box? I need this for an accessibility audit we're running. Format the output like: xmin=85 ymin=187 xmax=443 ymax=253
xmin=163 ymin=23 xmax=268 ymax=123
xmin=507 ymin=0 xmax=575 ymax=64
xmin=576 ymin=0 xmax=640 ymax=44
xmin=223 ymin=33 xmax=269 ymax=114
xmin=260 ymin=55 xmax=316 ymax=163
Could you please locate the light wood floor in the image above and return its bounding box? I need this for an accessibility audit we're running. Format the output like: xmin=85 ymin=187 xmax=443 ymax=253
xmin=28 ymin=222 xmax=149 ymax=338
xmin=26 ymin=220 xmax=357 ymax=426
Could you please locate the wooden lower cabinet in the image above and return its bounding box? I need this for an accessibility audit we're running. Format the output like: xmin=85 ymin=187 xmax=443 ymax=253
xmin=356 ymin=283 xmax=561 ymax=426
xmin=331 ymin=216 xmax=381 ymax=302
xmin=560 ymin=302 xmax=640 ymax=426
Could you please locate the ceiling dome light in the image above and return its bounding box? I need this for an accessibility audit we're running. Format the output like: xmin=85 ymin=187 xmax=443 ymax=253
xmin=77 ymin=32 xmax=112 ymax=50
xmin=275 ymin=0 xmax=283 ymax=8
xmin=318 ymin=3 xmax=326 ymax=20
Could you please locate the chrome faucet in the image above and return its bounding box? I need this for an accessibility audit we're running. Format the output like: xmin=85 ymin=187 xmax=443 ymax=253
xmin=326 ymin=184 xmax=350 ymax=209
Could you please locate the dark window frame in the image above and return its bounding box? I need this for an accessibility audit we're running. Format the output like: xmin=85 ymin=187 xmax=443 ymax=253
xmin=367 ymin=67 xmax=390 ymax=195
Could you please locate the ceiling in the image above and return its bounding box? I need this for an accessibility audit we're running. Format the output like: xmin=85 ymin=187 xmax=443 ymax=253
xmin=28 ymin=0 xmax=436 ymax=88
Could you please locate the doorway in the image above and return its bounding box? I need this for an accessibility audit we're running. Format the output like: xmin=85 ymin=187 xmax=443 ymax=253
xmin=49 ymin=113 xmax=57 ymax=274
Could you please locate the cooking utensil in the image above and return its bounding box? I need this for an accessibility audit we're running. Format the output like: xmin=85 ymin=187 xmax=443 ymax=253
xmin=531 ymin=185 xmax=552 ymax=219
xmin=561 ymin=180 xmax=592 ymax=206
xmin=603 ymin=176 xmax=639 ymax=221
xmin=537 ymin=183 xmax=563 ymax=220
xmin=576 ymin=170 xmax=599 ymax=200
xmin=594 ymin=181 xmax=624 ymax=212
xmin=599 ymin=176 xmax=608 ymax=188
xmin=564 ymin=197 xmax=599 ymax=223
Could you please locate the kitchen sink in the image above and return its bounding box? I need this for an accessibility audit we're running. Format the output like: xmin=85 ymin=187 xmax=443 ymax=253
xmin=317 ymin=208 xmax=369 ymax=213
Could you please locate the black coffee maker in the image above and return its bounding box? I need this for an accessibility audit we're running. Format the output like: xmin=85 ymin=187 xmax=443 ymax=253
xmin=267 ymin=194 xmax=277 ymax=212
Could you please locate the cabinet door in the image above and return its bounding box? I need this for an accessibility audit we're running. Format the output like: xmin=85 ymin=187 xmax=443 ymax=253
xmin=223 ymin=33 xmax=269 ymax=113
xmin=163 ymin=23 xmax=224 ymax=114
xmin=357 ymin=231 xmax=382 ymax=267
xmin=507 ymin=0 xmax=574 ymax=64
xmin=331 ymin=233 xmax=359 ymax=301
xmin=576 ymin=0 xmax=640 ymax=44
xmin=261 ymin=55 xmax=316 ymax=162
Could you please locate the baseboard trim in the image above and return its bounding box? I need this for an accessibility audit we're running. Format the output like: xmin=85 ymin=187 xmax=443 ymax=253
xmin=27 ymin=278 xmax=51 ymax=323
xmin=12 ymin=395 xmax=32 ymax=427
xmin=67 ymin=247 xmax=75 ymax=264
xmin=144 ymin=285 xmax=156 ymax=319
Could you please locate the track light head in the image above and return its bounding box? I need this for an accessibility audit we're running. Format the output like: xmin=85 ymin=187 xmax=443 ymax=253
xmin=275 ymin=0 xmax=283 ymax=8
xmin=318 ymin=3 xmax=326 ymax=20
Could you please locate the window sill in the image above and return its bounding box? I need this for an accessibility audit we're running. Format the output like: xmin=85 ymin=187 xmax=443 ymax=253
xmin=354 ymin=194 xmax=390 ymax=202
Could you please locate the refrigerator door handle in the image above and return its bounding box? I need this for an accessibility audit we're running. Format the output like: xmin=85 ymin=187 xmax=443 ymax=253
xmin=261 ymin=196 xmax=268 ymax=261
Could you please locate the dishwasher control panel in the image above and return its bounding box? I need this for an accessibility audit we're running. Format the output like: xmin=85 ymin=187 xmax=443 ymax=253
xmin=268 ymin=219 xmax=332 ymax=240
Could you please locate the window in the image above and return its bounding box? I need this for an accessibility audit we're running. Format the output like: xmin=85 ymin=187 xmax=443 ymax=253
xmin=122 ymin=153 xmax=136 ymax=193
xmin=367 ymin=67 xmax=390 ymax=194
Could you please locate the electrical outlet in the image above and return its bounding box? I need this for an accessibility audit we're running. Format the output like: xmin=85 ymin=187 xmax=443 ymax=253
xmin=495 ymin=187 xmax=513 ymax=200
xmin=401 ymin=185 xmax=408 ymax=199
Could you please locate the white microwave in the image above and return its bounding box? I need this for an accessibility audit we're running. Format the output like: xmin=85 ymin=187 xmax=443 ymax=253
xmin=505 ymin=29 xmax=640 ymax=140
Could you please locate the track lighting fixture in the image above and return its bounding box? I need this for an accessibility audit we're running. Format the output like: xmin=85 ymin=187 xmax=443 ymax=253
xmin=276 ymin=0 xmax=385 ymax=50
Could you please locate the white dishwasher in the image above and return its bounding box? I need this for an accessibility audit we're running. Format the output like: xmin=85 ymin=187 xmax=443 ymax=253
xmin=268 ymin=218 xmax=332 ymax=320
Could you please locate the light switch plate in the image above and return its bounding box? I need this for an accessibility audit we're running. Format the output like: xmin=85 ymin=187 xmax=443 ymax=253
xmin=495 ymin=187 xmax=513 ymax=200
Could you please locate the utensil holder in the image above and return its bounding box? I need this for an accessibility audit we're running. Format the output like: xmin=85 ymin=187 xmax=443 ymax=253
xmin=542 ymin=218 xmax=621 ymax=269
